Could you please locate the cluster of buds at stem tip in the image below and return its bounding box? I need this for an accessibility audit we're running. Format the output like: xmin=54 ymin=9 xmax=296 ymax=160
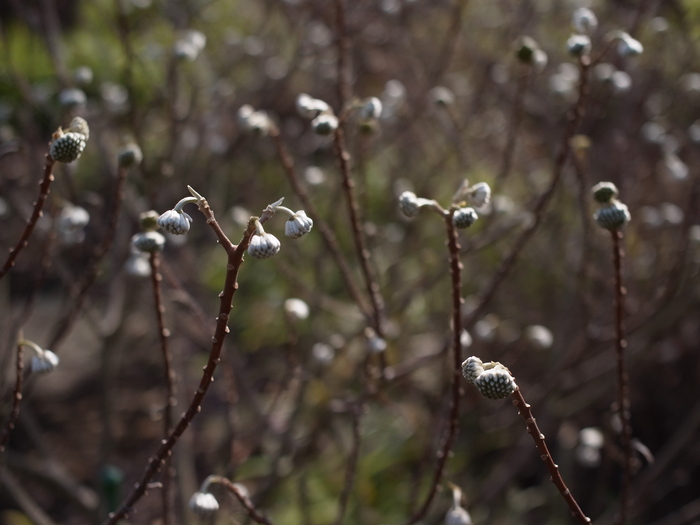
xmin=248 ymin=198 xmax=313 ymax=260
xmin=157 ymin=185 xmax=203 ymax=235
xmin=49 ymin=117 xmax=89 ymax=163
xmin=117 ymin=142 xmax=143 ymax=168
xmin=514 ymin=36 xmax=548 ymax=72
xmin=132 ymin=211 xmax=166 ymax=254
xmin=451 ymin=180 xmax=492 ymax=229
xmin=592 ymin=181 xmax=631 ymax=231
xmin=188 ymin=476 xmax=220 ymax=517
xmin=296 ymin=93 xmax=338 ymax=136
xmin=567 ymin=7 xmax=597 ymax=58
xmin=445 ymin=483 xmax=473 ymax=525
xmin=238 ymin=105 xmax=274 ymax=136
xmin=607 ymin=30 xmax=644 ymax=57
xmin=20 ymin=339 xmax=60 ymax=374
xmin=462 ymin=356 xmax=517 ymax=400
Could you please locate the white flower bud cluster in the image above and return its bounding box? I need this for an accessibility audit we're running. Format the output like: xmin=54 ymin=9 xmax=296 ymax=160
xmin=57 ymin=204 xmax=90 ymax=245
xmin=398 ymin=191 xmax=435 ymax=218
xmin=452 ymin=207 xmax=478 ymax=229
xmin=131 ymin=231 xmax=166 ymax=253
xmin=118 ymin=143 xmax=143 ymax=168
xmin=566 ymin=8 xmax=597 ymax=58
xmin=285 ymin=210 xmax=314 ymax=238
xmin=296 ymin=93 xmax=339 ymax=136
xmin=174 ymin=29 xmax=207 ymax=61
xmin=21 ymin=340 xmax=60 ymax=375
xmin=238 ymin=105 xmax=273 ymax=136
xmin=615 ymin=31 xmax=644 ymax=57
xmin=445 ymin=484 xmax=472 ymax=525
xmin=49 ymin=117 xmax=90 ymax=163
xmin=158 ymin=209 xmax=193 ymax=235
xmin=515 ymin=36 xmax=548 ymax=72
xmin=248 ymin=230 xmax=281 ymax=259
xmin=461 ymin=356 xmax=517 ymax=400
xmin=188 ymin=491 xmax=219 ymax=516
xmin=31 ymin=349 xmax=60 ymax=374
xmin=592 ymin=181 xmax=631 ymax=231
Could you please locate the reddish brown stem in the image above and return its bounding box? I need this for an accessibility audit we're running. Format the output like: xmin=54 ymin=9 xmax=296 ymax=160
xmin=0 ymin=155 xmax=55 ymax=281
xmin=612 ymin=230 xmax=632 ymax=525
xmin=332 ymin=127 xmax=386 ymax=340
xmin=0 ymin=343 xmax=24 ymax=453
xmin=148 ymin=251 xmax=176 ymax=525
xmin=102 ymin=201 xmax=276 ymax=525
xmin=402 ymin=208 xmax=463 ymax=525
xmin=511 ymin=388 xmax=591 ymax=524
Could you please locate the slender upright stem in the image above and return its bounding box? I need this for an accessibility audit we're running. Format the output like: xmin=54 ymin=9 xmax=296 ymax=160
xmin=495 ymin=65 xmax=531 ymax=187
xmin=402 ymin=208 xmax=463 ymax=525
xmin=511 ymin=388 xmax=591 ymax=524
xmin=334 ymin=403 xmax=363 ymax=525
xmin=102 ymin=202 xmax=276 ymax=525
xmin=148 ymin=251 xmax=176 ymax=525
xmin=612 ymin=230 xmax=632 ymax=525
xmin=0 ymin=156 xmax=55 ymax=281
xmin=0 ymin=342 xmax=24 ymax=453
xmin=332 ymin=128 xmax=386 ymax=340
xmin=48 ymin=165 xmax=130 ymax=350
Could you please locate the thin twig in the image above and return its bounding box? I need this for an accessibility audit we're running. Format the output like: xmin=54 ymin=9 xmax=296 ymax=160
xmin=148 ymin=251 xmax=176 ymax=525
xmin=48 ymin=165 xmax=130 ymax=351
xmin=334 ymin=402 xmax=363 ymax=525
xmin=0 ymin=342 xmax=24 ymax=453
xmin=612 ymin=230 xmax=632 ymax=525
xmin=510 ymin=388 xmax=591 ymax=524
xmin=102 ymin=200 xmax=277 ymax=525
xmin=402 ymin=207 xmax=463 ymax=525
xmin=212 ymin=476 xmax=275 ymax=525
xmin=0 ymin=155 xmax=55 ymax=281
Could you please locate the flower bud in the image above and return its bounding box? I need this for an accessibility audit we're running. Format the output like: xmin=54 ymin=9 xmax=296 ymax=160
xmin=248 ymin=231 xmax=281 ymax=259
xmin=311 ymin=113 xmax=339 ymax=136
xmin=469 ymin=182 xmax=491 ymax=208
xmin=572 ymin=8 xmax=598 ymax=35
xmin=158 ymin=209 xmax=193 ymax=235
xmin=285 ymin=210 xmax=313 ymax=238
xmin=118 ymin=143 xmax=143 ymax=168
xmin=296 ymin=93 xmax=330 ymax=119
xmin=567 ymin=34 xmax=592 ymax=57
xmin=31 ymin=350 xmax=60 ymax=374
xmin=140 ymin=210 xmax=160 ymax=232
xmin=398 ymin=191 xmax=420 ymax=218
xmin=188 ymin=491 xmax=219 ymax=517
xmin=452 ymin=207 xmax=478 ymax=229
xmin=594 ymin=201 xmax=631 ymax=230
xmin=616 ymin=32 xmax=643 ymax=57
xmin=591 ymin=181 xmax=619 ymax=203
xmin=131 ymin=231 xmax=166 ymax=253
xmin=358 ymin=97 xmax=382 ymax=121
xmin=50 ymin=132 xmax=87 ymax=163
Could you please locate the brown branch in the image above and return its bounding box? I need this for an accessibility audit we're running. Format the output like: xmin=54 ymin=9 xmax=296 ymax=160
xmin=148 ymin=252 xmax=176 ymax=525
xmin=0 ymin=155 xmax=55 ymax=281
xmin=511 ymin=388 xmax=592 ymax=524
xmin=102 ymin=200 xmax=275 ymax=525
xmin=402 ymin=208 xmax=463 ymax=525
xmin=334 ymin=403 xmax=363 ymax=525
xmin=48 ymin=165 xmax=130 ymax=351
xmin=0 ymin=342 xmax=24 ymax=453
xmin=612 ymin=230 xmax=633 ymax=525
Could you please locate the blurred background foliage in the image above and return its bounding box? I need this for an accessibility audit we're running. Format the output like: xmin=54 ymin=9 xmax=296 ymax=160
xmin=1 ymin=0 xmax=700 ymax=524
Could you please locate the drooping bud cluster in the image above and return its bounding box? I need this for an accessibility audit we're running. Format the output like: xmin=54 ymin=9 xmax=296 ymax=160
xmin=49 ymin=117 xmax=90 ymax=163
xmin=20 ymin=340 xmax=60 ymax=375
xmin=296 ymin=93 xmax=339 ymax=136
xmin=445 ymin=484 xmax=473 ymax=525
xmin=188 ymin=490 xmax=219 ymax=516
xmin=613 ymin=31 xmax=644 ymax=57
xmin=284 ymin=210 xmax=314 ymax=238
xmin=248 ymin=222 xmax=282 ymax=259
xmin=461 ymin=356 xmax=517 ymax=400
xmin=131 ymin=230 xmax=166 ymax=253
xmin=566 ymin=8 xmax=598 ymax=58
xmin=452 ymin=207 xmax=478 ymax=229
xmin=515 ymin=36 xmax=548 ymax=72
xmin=174 ymin=29 xmax=207 ymax=61
xmin=451 ymin=180 xmax=491 ymax=229
xmin=118 ymin=143 xmax=143 ymax=168
xmin=592 ymin=181 xmax=631 ymax=231
xmin=238 ymin=105 xmax=273 ymax=136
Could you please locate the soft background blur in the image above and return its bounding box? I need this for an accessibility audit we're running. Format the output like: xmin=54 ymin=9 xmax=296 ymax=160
xmin=1 ymin=0 xmax=699 ymax=524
